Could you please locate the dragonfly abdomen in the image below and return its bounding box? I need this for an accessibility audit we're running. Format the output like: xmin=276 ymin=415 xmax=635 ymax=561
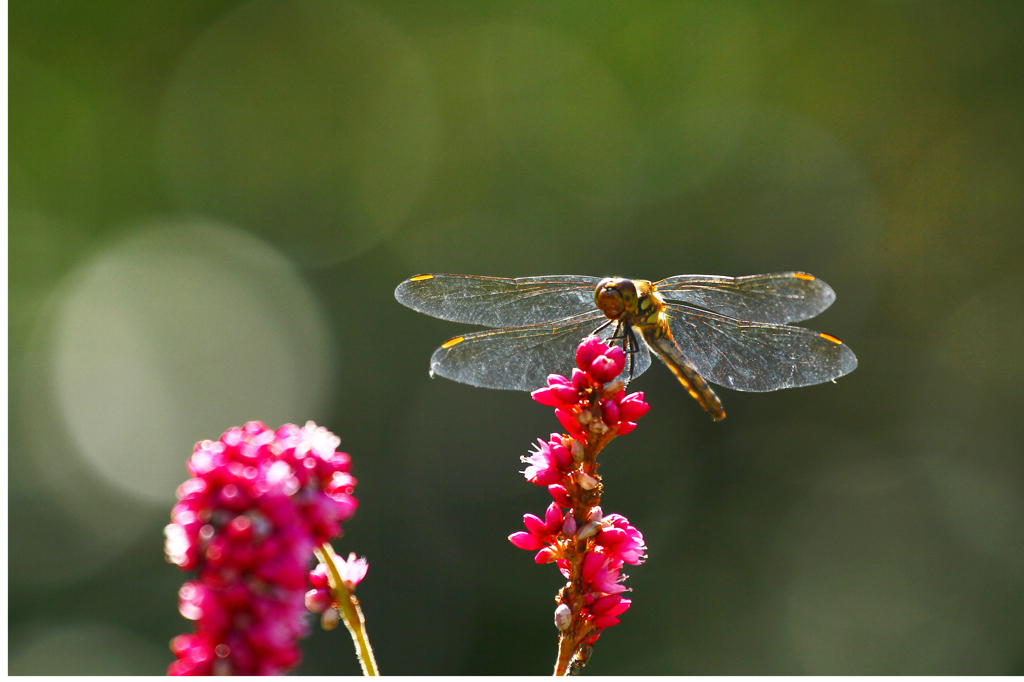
xmin=643 ymin=324 xmax=727 ymax=421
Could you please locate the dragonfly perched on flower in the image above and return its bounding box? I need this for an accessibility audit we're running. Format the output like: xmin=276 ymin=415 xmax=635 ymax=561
xmin=394 ymin=272 xmax=857 ymax=420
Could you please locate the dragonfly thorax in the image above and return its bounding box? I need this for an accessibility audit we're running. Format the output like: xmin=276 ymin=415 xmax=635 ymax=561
xmin=594 ymin=278 xmax=662 ymax=326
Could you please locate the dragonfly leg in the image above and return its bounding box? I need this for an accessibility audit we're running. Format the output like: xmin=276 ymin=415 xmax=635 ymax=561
xmin=593 ymin=318 xmax=615 ymax=336
xmin=627 ymin=326 xmax=641 ymax=378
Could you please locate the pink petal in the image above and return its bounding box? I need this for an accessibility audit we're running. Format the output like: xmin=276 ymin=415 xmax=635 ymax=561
xmin=600 ymin=399 xmax=620 ymax=425
xmin=531 ymin=386 xmax=564 ymax=407
xmin=588 ymin=356 xmax=621 ymax=384
xmin=544 ymin=502 xmax=564 ymax=533
xmin=555 ymin=408 xmax=585 ymax=437
xmin=534 ymin=547 xmax=558 ymax=564
xmin=548 ymin=484 xmax=572 ymax=508
xmin=522 ymin=513 xmax=547 ymax=537
xmin=617 ymin=394 xmax=650 ymax=421
xmin=509 ymin=532 xmax=544 ymax=551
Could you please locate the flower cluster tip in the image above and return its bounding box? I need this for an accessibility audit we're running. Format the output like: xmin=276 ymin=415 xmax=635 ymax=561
xmin=165 ymin=421 xmax=359 ymax=676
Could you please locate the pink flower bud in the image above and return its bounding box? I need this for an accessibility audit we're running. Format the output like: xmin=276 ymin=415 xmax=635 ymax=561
xmin=320 ymin=608 xmax=341 ymax=631
xmin=554 ymin=604 xmax=573 ymax=631
xmin=548 ymin=484 xmax=572 ymax=508
xmin=617 ymin=392 xmax=650 ymax=422
xmin=588 ymin=355 xmax=621 ymax=384
xmin=534 ymin=547 xmax=558 ymax=564
xmin=308 ymin=563 xmax=330 ymax=589
xmin=304 ymin=588 xmax=333 ymax=614
xmin=575 ymin=337 xmax=607 ymax=371
xmin=600 ymin=399 xmax=620 ymax=425
xmin=543 ymin=503 xmax=564 ymax=534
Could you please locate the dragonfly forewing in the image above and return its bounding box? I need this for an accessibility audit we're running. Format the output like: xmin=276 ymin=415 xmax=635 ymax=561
xmin=429 ymin=310 xmax=652 ymax=391
xmin=395 ymin=274 xmax=602 ymax=328
xmin=661 ymin=301 xmax=857 ymax=392
xmin=653 ymin=272 xmax=835 ymax=324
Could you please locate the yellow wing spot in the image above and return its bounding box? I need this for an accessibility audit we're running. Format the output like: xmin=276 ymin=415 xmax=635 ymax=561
xmin=820 ymin=332 xmax=843 ymax=345
xmin=794 ymin=272 xmax=815 ymax=281
xmin=410 ymin=274 xmax=434 ymax=281
xmin=441 ymin=336 xmax=465 ymax=349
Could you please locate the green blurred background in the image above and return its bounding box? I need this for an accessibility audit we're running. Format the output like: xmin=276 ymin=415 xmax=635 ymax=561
xmin=8 ymin=0 xmax=1024 ymax=674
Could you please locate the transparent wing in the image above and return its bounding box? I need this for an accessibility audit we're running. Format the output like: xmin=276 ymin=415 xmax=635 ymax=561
xmin=659 ymin=301 xmax=857 ymax=392
xmin=429 ymin=310 xmax=652 ymax=391
xmin=653 ymin=272 xmax=835 ymax=324
xmin=395 ymin=274 xmax=603 ymax=327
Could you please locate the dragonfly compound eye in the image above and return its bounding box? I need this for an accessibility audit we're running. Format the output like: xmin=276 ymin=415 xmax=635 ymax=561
xmin=594 ymin=278 xmax=639 ymax=319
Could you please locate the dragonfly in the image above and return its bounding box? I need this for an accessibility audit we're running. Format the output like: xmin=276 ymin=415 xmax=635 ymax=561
xmin=394 ymin=272 xmax=857 ymax=420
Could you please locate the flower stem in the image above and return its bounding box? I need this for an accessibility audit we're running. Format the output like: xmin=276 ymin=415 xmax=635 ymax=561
xmin=315 ymin=543 xmax=379 ymax=676
xmin=552 ymin=429 xmax=618 ymax=675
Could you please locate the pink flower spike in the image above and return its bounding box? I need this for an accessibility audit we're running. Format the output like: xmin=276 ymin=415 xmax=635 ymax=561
xmin=576 ymin=336 xmax=608 ymax=371
xmin=165 ymin=421 xmax=359 ymax=676
xmin=512 ymin=336 xmax=650 ymax=673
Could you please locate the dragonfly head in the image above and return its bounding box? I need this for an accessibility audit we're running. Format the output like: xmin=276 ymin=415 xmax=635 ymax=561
xmin=594 ymin=278 xmax=639 ymax=320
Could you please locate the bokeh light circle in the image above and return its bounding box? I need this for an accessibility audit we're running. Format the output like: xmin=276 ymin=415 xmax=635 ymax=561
xmin=48 ymin=218 xmax=334 ymax=506
xmin=158 ymin=0 xmax=439 ymax=267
